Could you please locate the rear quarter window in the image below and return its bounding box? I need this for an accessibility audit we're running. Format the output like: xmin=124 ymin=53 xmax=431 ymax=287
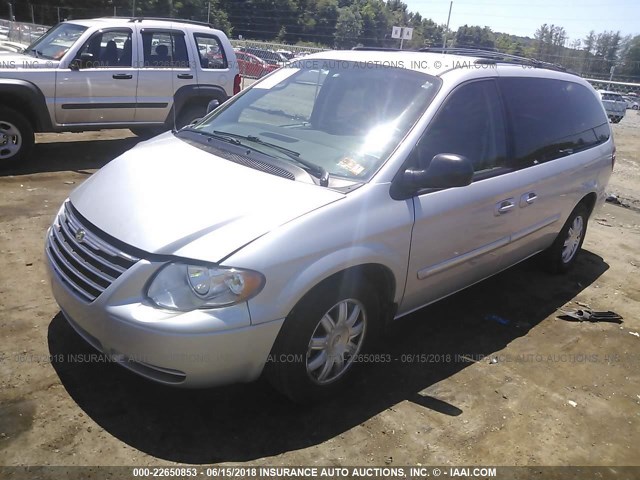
xmin=500 ymin=77 xmax=609 ymax=168
xmin=194 ymin=33 xmax=227 ymax=69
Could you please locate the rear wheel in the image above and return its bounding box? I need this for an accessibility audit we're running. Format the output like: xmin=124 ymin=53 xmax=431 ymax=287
xmin=130 ymin=126 xmax=166 ymax=139
xmin=266 ymin=277 xmax=381 ymax=402
xmin=0 ymin=107 xmax=34 ymax=168
xmin=611 ymin=116 xmax=622 ymax=124
xmin=176 ymin=103 xmax=207 ymax=129
xmin=541 ymin=203 xmax=589 ymax=274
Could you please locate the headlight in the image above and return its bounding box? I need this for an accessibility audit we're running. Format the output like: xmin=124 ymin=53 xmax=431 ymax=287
xmin=147 ymin=262 xmax=265 ymax=311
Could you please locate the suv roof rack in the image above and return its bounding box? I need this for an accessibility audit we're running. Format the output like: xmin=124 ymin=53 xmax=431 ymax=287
xmin=418 ymin=47 xmax=570 ymax=73
xmin=351 ymin=46 xmax=402 ymax=52
xmin=118 ymin=16 xmax=215 ymax=28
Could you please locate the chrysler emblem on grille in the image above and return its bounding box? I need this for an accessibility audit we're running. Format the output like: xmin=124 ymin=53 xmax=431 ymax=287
xmin=75 ymin=229 xmax=86 ymax=242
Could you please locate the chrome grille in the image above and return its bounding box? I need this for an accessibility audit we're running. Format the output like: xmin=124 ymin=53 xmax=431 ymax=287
xmin=46 ymin=202 xmax=140 ymax=302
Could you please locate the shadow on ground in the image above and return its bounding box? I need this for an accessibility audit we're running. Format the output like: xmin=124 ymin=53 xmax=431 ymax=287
xmin=48 ymin=250 xmax=608 ymax=463
xmin=1 ymin=136 xmax=143 ymax=177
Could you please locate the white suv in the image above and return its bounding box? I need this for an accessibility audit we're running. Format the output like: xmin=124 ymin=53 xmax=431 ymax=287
xmin=45 ymin=49 xmax=614 ymax=401
xmin=598 ymin=90 xmax=626 ymax=123
xmin=0 ymin=17 xmax=240 ymax=167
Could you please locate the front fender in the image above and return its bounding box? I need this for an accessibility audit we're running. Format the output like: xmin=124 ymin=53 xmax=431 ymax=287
xmin=0 ymin=78 xmax=52 ymax=131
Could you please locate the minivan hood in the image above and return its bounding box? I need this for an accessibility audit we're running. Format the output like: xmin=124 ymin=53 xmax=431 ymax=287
xmin=70 ymin=133 xmax=345 ymax=262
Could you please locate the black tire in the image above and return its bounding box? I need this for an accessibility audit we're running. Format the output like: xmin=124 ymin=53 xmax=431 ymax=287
xmin=266 ymin=276 xmax=381 ymax=403
xmin=541 ymin=203 xmax=589 ymax=274
xmin=633 ymin=105 xmax=639 ymax=110
xmin=0 ymin=106 xmax=34 ymax=168
xmin=611 ymin=116 xmax=621 ymax=124
xmin=129 ymin=126 xmax=166 ymax=139
xmin=175 ymin=103 xmax=207 ymax=130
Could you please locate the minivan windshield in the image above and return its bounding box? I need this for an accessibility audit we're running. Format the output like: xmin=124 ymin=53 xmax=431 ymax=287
xmin=187 ymin=60 xmax=441 ymax=182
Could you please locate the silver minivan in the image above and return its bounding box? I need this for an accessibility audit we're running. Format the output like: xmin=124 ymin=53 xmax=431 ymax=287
xmin=45 ymin=49 xmax=614 ymax=401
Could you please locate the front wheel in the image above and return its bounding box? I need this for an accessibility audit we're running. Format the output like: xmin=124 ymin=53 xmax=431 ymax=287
xmin=0 ymin=107 xmax=34 ymax=168
xmin=541 ymin=204 xmax=589 ymax=274
xmin=266 ymin=277 xmax=380 ymax=402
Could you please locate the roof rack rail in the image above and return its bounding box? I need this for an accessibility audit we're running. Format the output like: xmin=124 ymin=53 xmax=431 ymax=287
xmin=121 ymin=16 xmax=215 ymax=28
xmin=351 ymin=46 xmax=401 ymax=51
xmin=418 ymin=47 xmax=569 ymax=73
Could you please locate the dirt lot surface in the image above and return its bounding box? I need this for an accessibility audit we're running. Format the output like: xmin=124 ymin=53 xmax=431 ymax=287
xmin=1 ymin=113 xmax=640 ymax=476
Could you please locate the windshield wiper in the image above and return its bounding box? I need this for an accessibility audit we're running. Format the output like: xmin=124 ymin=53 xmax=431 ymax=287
xmin=181 ymin=128 xmax=243 ymax=146
xmin=212 ymin=130 xmax=330 ymax=186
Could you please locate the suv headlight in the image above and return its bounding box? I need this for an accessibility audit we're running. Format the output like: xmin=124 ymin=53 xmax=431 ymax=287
xmin=147 ymin=262 xmax=265 ymax=311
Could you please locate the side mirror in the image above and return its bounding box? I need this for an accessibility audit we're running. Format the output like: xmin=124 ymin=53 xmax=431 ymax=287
xmin=72 ymin=52 xmax=94 ymax=70
xmin=400 ymin=153 xmax=474 ymax=194
xmin=206 ymin=99 xmax=220 ymax=114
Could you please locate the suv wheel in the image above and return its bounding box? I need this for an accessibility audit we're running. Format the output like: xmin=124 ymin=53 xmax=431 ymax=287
xmin=541 ymin=203 xmax=589 ymax=274
xmin=176 ymin=104 xmax=207 ymax=129
xmin=266 ymin=278 xmax=380 ymax=402
xmin=130 ymin=127 xmax=166 ymax=139
xmin=0 ymin=107 xmax=34 ymax=167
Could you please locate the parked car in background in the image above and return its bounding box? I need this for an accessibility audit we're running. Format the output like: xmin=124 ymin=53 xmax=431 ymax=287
xmin=0 ymin=17 xmax=240 ymax=167
xmin=598 ymin=90 xmax=626 ymax=123
xmin=45 ymin=49 xmax=614 ymax=402
xmin=623 ymin=95 xmax=639 ymax=110
xmin=238 ymin=46 xmax=287 ymax=66
xmin=235 ymin=50 xmax=278 ymax=78
xmin=276 ymin=49 xmax=295 ymax=60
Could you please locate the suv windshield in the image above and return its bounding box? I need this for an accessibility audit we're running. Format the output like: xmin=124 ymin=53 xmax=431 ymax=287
xmin=186 ymin=60 xmax=440 ymax=183
xmin=26 ymin=23 xmax=87 ymax=60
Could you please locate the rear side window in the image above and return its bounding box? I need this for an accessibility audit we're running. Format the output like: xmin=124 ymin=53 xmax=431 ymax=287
xmin=602 ymin=93 xmax=623 ymax=102
xmin=141 ymin=30 xmax=189 ymax=68
xmin=500 ymin=78 xmax=609 ymax=168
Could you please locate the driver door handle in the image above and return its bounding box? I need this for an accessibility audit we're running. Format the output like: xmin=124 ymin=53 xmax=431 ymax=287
xmin=495 ymin=198 xmax=515 ymax=216
xmin=112 ymin=73 xmax=132 ymax=80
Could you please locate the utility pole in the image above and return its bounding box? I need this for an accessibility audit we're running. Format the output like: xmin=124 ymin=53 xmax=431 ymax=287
xmin=207 ymin=1 xmax=211 ymax=23
xmin=132 ymin=0 xmax=136 ymax=17
xmin=442 ymin=1 xmax=453 ymax=50
xmin=7 ymin=1 xmax=13 ymax=21
xmin=31 ymin=4 xmax=35 ymax=23
xmin=608 ymin=64 xmax=619 ymax=90
xmin=57 ymin=6 xmax=60 ymax=23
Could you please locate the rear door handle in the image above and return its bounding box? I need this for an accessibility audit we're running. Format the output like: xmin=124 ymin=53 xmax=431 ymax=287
xmin=177 ymin=73 xmax=193 ymax=79
xmin=495 ymin=198 xmax=515 ymax=215
xmin=520 ymin=192 xmax=538 ymax=207
xmin=112 ymin=73 xmax=132 ymax=79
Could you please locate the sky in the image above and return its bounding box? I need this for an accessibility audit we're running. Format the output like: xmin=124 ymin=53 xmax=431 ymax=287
xmin=404 ymin=0 xmax=640 ymax=43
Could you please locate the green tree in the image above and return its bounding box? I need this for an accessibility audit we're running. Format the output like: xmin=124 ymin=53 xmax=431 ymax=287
xmin=454 ymin=25 xmax=494 ymax=49
xmin=334 ymin=6 xmax=362 ymax=48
